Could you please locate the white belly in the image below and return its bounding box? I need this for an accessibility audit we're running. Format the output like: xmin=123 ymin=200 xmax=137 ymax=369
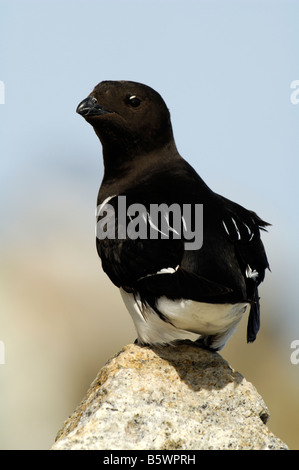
xmin=120 ymin=288 xmax=249 ymax=350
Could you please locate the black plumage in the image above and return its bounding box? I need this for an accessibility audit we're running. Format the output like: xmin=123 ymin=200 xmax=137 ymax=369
xmin=76 ymin=80 xmax=270 ymax=350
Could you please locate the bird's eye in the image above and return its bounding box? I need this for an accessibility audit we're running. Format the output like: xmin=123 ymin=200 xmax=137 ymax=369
xmin=128 ymin=95 xmax=141 ymax=107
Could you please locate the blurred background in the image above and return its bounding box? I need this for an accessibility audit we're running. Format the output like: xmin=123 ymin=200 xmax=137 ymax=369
xmin=1 ymin=0 xmax=299 ymax=450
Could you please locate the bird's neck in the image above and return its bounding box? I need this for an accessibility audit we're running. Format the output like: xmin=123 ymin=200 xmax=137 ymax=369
xmin=100 ymin=139 xmax=181 ymax=194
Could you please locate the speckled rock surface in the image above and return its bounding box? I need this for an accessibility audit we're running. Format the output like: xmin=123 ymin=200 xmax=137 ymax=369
xmin=51 ymin=342 xmax=288 ymax=450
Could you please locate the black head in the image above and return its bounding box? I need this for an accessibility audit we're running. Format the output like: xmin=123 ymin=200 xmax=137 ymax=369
xmin=76 ymin=81 xmax=175 ymax=156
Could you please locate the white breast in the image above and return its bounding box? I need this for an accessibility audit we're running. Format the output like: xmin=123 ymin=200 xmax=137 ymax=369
xmin=120 ymin=288 xmax=249 ymax=350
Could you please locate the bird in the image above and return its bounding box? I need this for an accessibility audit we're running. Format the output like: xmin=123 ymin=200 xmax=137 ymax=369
xmin=76 ymin=80 xmax=270 ymax=351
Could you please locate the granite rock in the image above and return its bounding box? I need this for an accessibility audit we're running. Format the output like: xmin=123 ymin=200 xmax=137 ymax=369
xmin=52 ymin=342 xmax=288 ymax=450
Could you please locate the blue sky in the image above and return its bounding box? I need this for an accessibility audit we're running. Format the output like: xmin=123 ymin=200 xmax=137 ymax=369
xmin=1 ymin=0 xmax=299 ymax=450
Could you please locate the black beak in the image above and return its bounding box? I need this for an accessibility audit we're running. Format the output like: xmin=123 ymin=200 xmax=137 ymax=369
xmin=76 ymin=96 xmax=112 ymax=117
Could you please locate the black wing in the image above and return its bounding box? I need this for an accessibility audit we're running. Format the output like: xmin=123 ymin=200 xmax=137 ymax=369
xmin=96 ymin=192 xmax=232 ymax=300
xmin=219 ymin=195 xmax=270 ymax=342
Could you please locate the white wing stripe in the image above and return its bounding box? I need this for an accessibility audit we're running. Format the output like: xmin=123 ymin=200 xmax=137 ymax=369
xmin=231 ymin=217 xmax=241 ymax=240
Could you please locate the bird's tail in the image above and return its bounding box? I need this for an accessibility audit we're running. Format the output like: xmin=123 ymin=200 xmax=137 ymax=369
xmin=247 ymin=288 xmax=261 ymax=343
